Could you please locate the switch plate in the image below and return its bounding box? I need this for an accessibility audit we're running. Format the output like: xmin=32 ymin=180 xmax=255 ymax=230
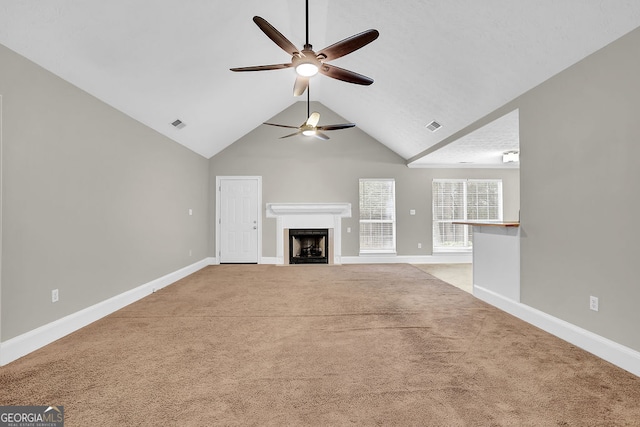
xmin=589 ymin=296 xmax=599 ymax=312
xmin=52 ymin=289 xmax=59 ymax=303
xmin=189 ymin=209 xmax=193 ymax=216
xmin=347 ymin=227 xmax=351 ymax=233
xmin=418 ymin=243 xmax=422 ymax=249
xmin=410 ymin=209 xmax=416 ymax=215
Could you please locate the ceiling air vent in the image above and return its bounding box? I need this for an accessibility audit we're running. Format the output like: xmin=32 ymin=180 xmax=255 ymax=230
xmin=426 ymin=120 xmax=442 ymax=132
xmin=171 ymin=119 xmax=186 ymax=129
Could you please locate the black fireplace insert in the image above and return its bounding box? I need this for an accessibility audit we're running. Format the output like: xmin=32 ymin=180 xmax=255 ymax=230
xmin=289 ymin=229 xmax=329 ymax=264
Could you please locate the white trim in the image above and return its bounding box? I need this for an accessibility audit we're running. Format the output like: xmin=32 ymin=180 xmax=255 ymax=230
xmin=359 ymin=250 xmax=397 ymax=255
xmin=216 ymin=176 xmax=263 ymax=263
xmin=474 ymin=285 xmax=640 ymax=378
xmin=266 ymin=203 xmax=351 ymax=217
xmin=230 ymin=253 xmax=472 ymax=265
xmin=407 ymin=163 xmax=520 ymax=169
xmin=252 ymin=253 xmax=472 ymax=265
xmin=341 ymin=254 xmax=472 ymax=264
xmin=258 ymin=254 xmax=471 ymax=265
xmin=0 ymin=259 xmax=211 ymax=366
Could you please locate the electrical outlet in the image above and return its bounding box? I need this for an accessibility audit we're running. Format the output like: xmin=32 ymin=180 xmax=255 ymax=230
xmin=189 ymin=209 xmax=193 ymax=216
xmin=52 ymin=289 xmax=59 ymax=303
xmin=589 ymin=296 xmax=599 ymax=312
xmin=347 ymin=227 xmax=351 ymax=233
xmin=418 ymin=243 xmax=422 ymax=249
xmin=189 ymin=249 xmax=192 ymax=257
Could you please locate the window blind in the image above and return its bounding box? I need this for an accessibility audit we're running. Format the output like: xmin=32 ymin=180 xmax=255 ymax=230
xmin=359 ymin=179 xmax=396 ymax=252
xmin=432 ymin=179 xmax=502 ymax=251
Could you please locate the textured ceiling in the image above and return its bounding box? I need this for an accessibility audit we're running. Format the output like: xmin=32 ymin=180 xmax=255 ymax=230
xmin=410 ymin=109 xmax=520 ymax=168
xmin=1 ymin=1 xmax=639 ymax=164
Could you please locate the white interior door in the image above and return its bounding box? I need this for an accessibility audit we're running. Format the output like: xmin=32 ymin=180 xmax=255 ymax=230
xmin=219 ymin=177 xmax=260 ymax=263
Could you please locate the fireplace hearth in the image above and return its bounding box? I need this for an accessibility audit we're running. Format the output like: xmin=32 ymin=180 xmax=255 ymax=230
xmin=289 ymin=229 xmax=329 ymax=264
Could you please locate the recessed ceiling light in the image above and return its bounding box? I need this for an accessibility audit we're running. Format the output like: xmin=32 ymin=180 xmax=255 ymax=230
xmin=426 ymin=120 xmax=442 ymax=132
xmin=171 ymin=119 xmax=186 ymax=129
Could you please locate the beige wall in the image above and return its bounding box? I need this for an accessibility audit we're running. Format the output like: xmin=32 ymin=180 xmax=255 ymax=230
xmin=422 ymin=26 xmax=640 ymax=353
xmin=518 ymin=27 xmax=640 ymax=351
xmin=209 ymin=101 xmax=520 ymax=258
xmin=0 ymin=44 xmax=210 ymax=340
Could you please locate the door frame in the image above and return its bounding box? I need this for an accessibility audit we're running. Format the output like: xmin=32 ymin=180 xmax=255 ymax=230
xmin=215 ymin=176 xmax=263 ymax=264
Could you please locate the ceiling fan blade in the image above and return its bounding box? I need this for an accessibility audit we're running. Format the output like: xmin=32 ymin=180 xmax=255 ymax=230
xmin=280 ymin=131 xmax=302 ymax=139
xmin=306 ymin=112 xmax=321 ymax=127
xmin=253 ymin=16 xmax=299 ymax=56
xmin=314 ymin=132 xmax=330 ymax=141
xmin=263 ymin=122 xmax=299 ymax=129
xmin=317 ymin=123 xmax=356 ymax=131
xmin=293 ymin=76 xmax=309 ymax=96
xmin=230 ymin=63 xmax=293 ymax=72
xmin=319 ymin=64 xmax=374 ymax=85
xmin=317 ymin=29 xmax=380 ymax=61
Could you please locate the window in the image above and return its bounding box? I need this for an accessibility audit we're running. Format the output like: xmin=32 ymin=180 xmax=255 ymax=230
xmin=359 ymin=179 xmax=396 ymax=253
xmin=432 ymin=179 xmax=503 ymax=251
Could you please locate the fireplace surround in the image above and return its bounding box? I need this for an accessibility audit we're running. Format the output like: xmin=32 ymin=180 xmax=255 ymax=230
xmin=266 ymin=203 xmax=351 ymax=265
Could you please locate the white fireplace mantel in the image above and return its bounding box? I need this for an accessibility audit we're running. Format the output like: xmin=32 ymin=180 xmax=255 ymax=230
xmin=266 ymin=203 xmax=352 ymax=264
xmin=266 ymin=203 xmax=351 ymax=217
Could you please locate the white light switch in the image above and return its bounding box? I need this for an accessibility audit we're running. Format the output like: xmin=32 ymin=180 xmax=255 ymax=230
xmin=410 ymin=209 xmax=416 ymax=215
xmin=347 ymin=227 xmax=351 ymax=233
xmin=189 ymin=209 xmax=193 ymax=216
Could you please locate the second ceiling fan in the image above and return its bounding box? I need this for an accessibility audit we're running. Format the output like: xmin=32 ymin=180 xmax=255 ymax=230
xmin=263 ymin=86 xmax=355 ymax=140
xmin=230 ymin=0 xmax=379 ymax=96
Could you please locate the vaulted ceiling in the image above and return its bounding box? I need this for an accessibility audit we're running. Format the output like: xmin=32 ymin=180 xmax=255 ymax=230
xmin=1 ymin=1 xmax=639 ymax=167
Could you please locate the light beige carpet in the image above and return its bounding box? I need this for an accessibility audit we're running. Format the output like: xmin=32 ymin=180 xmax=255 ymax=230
xmin=1 ymin=264 xmax=639 ymax=426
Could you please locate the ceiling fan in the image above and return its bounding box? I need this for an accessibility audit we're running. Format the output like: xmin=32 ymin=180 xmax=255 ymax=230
xmin=230 ymin=0 xmax=379 ymax=96
xmin=263 ymin=87 xmax=355 ymax=140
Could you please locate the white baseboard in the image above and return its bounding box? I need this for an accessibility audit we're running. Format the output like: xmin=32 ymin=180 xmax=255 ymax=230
xmin=259 ymin=254 xmax=472 ymax=265
xmin=0 ymin=259 xmax=211 ymax=366
xmin=474 ymin=285 xmax=640 ymax=378
xmin=341 ymin=254 xmax=472 ymax=264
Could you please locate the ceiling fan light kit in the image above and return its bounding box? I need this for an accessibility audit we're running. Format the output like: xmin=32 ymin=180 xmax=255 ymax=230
xmin=295 ymin=61 xmax=319 ymax=77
